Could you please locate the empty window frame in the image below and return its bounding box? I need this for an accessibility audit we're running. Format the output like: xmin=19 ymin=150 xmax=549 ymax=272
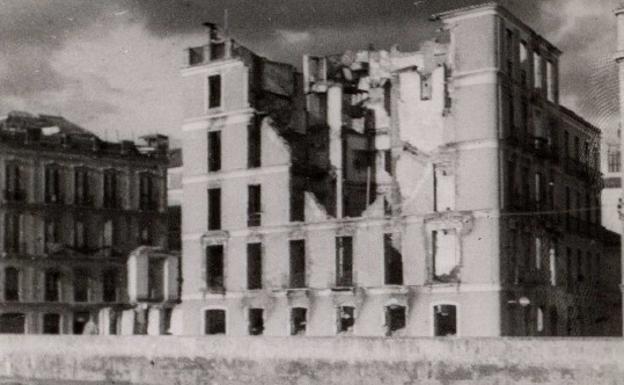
xmin=208 ymin=74 xmax=222 ymax=109
xmin=576 ymin=249 xmax=584 ymax=283
xmin=206 ymin=245 xmax=224 ymax=291
xmin=4 ymin=213 xmax=21 ymax=253
xmin=44 ymin=218 xmax=61 ymax=253
xmin=384 ymin=233 xmax=403 ymax=285
xmin=43 ymin=313 xmax=61 ymax=334
xmin=385 ymin=305 xmax=406 ymax=336
xmin=0 ymin=313 xmax=25 ymax=334
xmin=520 ymin=98 xmax=529 ymax=134
xmin=103 ymin=169 xmax=119 ymax=209
xmin=507 ymin=158 xmax=517 ymax=203
xmin=74 ymin=219 xmax=87 ymax=250
xmin=535 ymin=236 xmax=542 ymax=269
xmin=335 ymin=236 xmax=353 ymax=287
xmin=208 ymin=131 xmax=222 ymax=172
xmin=337 ymin=306 xmax=355 ymax=334
xmin=608 ymin=145 xmax=621 ymax=173
xmin=139 ymin=173 xmax=159 ymax=211
xmin=537 ymin=307 xmax=545 ymax=333
xmin=102 ymin=269 xmax=118 ymax=303
xmin=44 ymin=270 xmax=61 ymax=302
xmin=4 ymin=267 xmax=19 ymax=301
xmin=384 ymin=150 xmax=392 ymax=175
xmin=290 ymin=182 xmax=305 ymax=222
xmin=290 ymin=307 xmax=307 ymax=336
xmin=505 ymin=28 xmax=514 ymax=76
xmin=549 ymin=240 xmax=557 ymax=286
xmin=289 ymin=240 xmax=306 ymax=288
xmin=72 ymin=312 xmax=90 ymax=334
xmin=247 ymin=118 xmax=261 ymax=169
xmin=247 ymin=243 xmax=262 ymax=290
xmin=546 ymin=60 xmax=556 ymax=102
xmin=434 ymin=304 xmax=457 ymax=337
xmin=102 ymin=219 xmax=113 ymax=249
xmin=167 ymin=205 xmax=182 ymax=251
xmin=432 ymin=230 xmax=459 ymax=282
xmin=549 ymin=307 xmax=559 ymax=336
xmin=248 ymin=308 xmax=264 ymax=336
xmin=148 ymin=259 xmax=165 ymax=301
xmin=210 ymin=42 xmax=226 ymax=61
xmin=247 ymin=185 xmax=261 ymax=227
xmin=207 ymin=188 xmax=222 ymax=230
xmin=4 ymin=163 xmax=24 ymax=201
xmin=533 ymin=50 xmax=543 ymax=89
xmin=188 ymin=47 xmax=204 ymax=65
xmin=73 ymin=268 xmax=89 ymax=302
xmin=204 ymin=309 xmax=226 ymax=335
xmin=44 ymin=165 xmax=62 ymax=203
xmin=74 ymin=168 xmax=91 ymax=206
xmin=534 ymin=172 xmax=543 ymax=205
xmin=519 ymin=41 xmax=528 ymax=86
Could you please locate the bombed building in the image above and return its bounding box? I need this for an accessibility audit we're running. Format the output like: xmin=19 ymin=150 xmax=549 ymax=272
xmin=173 ymin=3 xmax=621 ymax=337
xmin=0 ymin=112 xmax=177 ymax=335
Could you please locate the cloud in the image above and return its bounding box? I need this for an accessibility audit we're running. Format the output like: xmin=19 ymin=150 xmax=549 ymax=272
xmin=0 ymin=0 xmax=620 ymax=141
xmin=536 ymin=0 xmax=619 ymax=133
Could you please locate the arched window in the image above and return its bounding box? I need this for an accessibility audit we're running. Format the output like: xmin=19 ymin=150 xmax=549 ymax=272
xmin=434 ymin=304 xmax=457 ymax=337
xmin=4 ymin=267 xmax=19 ymax=301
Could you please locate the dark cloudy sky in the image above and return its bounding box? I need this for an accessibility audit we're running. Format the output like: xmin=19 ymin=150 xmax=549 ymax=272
xmin=0 ymin=0 xmax=620 ymax=143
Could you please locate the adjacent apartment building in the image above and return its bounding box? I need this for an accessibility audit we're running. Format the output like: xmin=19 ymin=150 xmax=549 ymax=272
xmin=174 ymin=2 xmax=621 ymax=337
xmin=601 ymin=129 xmax=621 ymax=234
xmin=0 ymin=112 xmax=172 ymax=334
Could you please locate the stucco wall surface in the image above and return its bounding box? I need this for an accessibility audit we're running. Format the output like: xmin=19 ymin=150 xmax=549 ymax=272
xmin=1 ymin=336 xmax=624 ymax=385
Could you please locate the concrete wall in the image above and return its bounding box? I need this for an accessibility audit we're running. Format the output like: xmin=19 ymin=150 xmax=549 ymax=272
xmin=1 ymin=336 xmax=624 ymax=385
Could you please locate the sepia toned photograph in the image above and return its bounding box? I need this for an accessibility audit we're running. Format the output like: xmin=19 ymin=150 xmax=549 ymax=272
xmin=0 ymin=0 xmax=623 ymax=384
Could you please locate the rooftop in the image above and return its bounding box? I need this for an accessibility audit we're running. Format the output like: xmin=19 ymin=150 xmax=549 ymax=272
xmin=0 ymin=111 xmax=169 ymax=161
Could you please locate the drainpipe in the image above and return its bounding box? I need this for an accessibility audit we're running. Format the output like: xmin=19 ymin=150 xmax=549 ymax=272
xmin=328 ymin=84 xmax=343 ymax=218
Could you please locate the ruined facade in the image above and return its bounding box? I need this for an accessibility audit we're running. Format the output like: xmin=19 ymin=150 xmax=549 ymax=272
xmin=0 ymin=112 xmax=174 ymax=334
xmin=174 ymin=3 xmax=621 ymax=337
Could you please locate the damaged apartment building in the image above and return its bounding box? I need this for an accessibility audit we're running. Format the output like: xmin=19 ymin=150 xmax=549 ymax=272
xmin=0 ymin=112 xmax=179 ymax=335
xmin=174 ymin=2 xmax=621 ymax=337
